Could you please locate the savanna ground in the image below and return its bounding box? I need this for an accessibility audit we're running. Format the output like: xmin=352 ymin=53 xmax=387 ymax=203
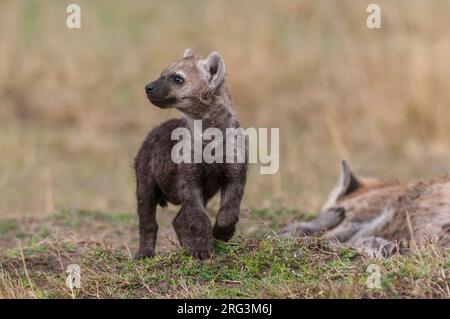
xmin=0 ymin=0 xmax=449 ymax=298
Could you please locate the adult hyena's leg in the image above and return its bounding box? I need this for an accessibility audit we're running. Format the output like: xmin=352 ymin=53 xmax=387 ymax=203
xmin=351 ymin=236 xmax=398 ymax=258
xmin=278 ymin=207 xmax=346 ymax=237
xmin=173 ymin=192 xmax=213 ymax=260
xmin=324 ymin=221 xmax=363 ymax=243
xmin=135 ymin=179 xmax=159 ymax=259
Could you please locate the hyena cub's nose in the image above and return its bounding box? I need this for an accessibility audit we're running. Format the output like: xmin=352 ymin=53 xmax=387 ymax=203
xmin=145 ymin=83 xmax=154 ymax=94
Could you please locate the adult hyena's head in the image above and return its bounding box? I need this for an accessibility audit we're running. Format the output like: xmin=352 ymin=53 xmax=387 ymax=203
xmin=145 ymin=49 xmax=226 ymax=118
xmin=321 ymin=161 xmax=405 ymax=222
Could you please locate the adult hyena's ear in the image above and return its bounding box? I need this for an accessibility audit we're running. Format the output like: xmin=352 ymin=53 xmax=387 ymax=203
xmin=183 ymin=48 xmax=194 ymax=58
xmin=200 ymin=52 xmax=225 ymax=89
xmin=321 ymin=160 xmax=360 ymax=211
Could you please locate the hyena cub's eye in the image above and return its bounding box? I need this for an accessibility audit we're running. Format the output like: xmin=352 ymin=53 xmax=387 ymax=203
xmin=173 ymin=75 xmax=184 ymax=85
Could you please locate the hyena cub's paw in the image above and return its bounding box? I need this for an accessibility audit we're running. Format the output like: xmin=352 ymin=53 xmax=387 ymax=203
xmin=134 ymin=248 xmax=155 ymax=260
xmin=212 ymin=223 xmax=236 ymax=242
xmin=187 ymin=237 xmax=214 ymax=260
xmin=212 ymin=213 xmax=238 ymax=242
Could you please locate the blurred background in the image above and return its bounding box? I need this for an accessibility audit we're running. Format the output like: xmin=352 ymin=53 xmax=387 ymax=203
xmin=1 ymin=0 xmax=449 ymax=220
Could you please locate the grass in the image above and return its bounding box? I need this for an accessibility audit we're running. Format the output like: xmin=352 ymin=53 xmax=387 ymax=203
xmin=0 ymin=210 xmax=448 ymax=298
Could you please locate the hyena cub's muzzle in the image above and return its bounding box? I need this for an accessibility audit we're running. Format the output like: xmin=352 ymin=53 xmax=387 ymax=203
xmin=145 ymin=76 xmax=177 ymax=108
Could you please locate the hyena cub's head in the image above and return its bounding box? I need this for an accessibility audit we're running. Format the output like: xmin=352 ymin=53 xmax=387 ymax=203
xmin=145 ymin=49 xmax=226 ymax=118
xmin=321 ymin=161 xmax=405 ymax=222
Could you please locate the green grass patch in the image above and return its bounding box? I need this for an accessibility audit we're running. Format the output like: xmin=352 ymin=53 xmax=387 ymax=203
xmin=0 ymin=211 xmax=448 ymax=298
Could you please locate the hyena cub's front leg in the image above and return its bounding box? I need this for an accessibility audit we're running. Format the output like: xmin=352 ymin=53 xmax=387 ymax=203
xmin=172 ymin=193 xmax=214 ymax=260
xmin=213 ymin=169 xmax=246 ymax=241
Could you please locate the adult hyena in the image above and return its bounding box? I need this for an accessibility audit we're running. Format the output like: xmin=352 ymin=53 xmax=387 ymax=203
xmin=279 ymin=161 xmax=450 ymax=257
xmin=134 ymin=49 xmax=248 ymax=260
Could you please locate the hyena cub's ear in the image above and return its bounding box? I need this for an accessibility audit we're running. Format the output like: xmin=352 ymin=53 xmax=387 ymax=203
xmin=322 ymin=160 xmax=360 ymax=210
xmin=199 ymin=52 xmax=226 ymax=89
xmin=183 ymin=48 xmax=194 ymax=58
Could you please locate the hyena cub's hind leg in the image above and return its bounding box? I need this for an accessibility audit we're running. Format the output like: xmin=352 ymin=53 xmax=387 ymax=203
xmin=278 ymin=207 xmax=346 ymax=237
xmin=135 ymin=177 xmax=160 ymax=259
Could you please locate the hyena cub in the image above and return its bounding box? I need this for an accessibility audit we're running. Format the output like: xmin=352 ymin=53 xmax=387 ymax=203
xmin=280 ymin=161 xmax=450 ymax=258
xmin=134 ymin=49 xmax=247 ymax=260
